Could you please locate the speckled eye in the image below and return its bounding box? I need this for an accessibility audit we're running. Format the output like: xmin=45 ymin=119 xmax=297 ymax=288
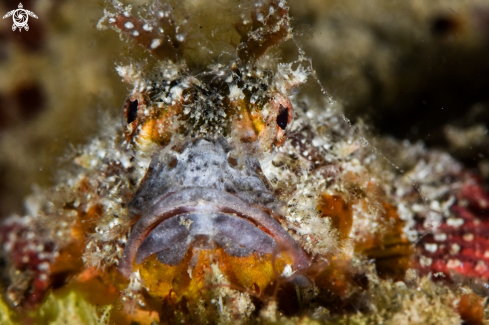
xmin=125 ymin=99 xmax=138 ymax=124
xmin=277 ymin=104 xmax=289 ymax=130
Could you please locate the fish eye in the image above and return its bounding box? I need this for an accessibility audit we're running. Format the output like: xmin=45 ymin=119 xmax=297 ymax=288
xmin=126 ymin=99 xmax=139 ymax=124
xmin=277 ymin=104 xmax=289 ymax=130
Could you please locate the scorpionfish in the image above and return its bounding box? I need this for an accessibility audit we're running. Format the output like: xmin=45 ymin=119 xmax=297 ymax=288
xmin=0 ymin=0 xmax=488 ymax=324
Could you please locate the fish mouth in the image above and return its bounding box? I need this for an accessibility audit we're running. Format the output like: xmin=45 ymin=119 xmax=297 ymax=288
xmin=118 ymin=187 xmax=310 ymax=278
xmin=118 ymin=137 xmax=310 ymax=278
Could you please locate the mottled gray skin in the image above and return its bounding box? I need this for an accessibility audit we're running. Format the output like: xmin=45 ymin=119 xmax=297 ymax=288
xmin=129 ymin=137 xmax=279 ymax=215
xmin=119 ymin=138 xmax=310 ymax=277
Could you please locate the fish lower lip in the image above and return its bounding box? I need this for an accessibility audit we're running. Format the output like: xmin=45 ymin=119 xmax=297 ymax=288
xmin=119 ymin=187 xmax=310 ymax=277
xmin=135 ymin=211 xmax=278 ymax=265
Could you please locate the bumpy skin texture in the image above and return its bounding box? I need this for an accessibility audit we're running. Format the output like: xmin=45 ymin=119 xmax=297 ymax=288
xmin=0 ymin=1 xmax=489 ymax=324
xmin=128 ymin=138 xmax=278 ymax=214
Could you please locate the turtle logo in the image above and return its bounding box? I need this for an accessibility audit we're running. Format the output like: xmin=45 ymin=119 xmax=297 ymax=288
xmin=2 ymin=3 xmax=38 ymax=32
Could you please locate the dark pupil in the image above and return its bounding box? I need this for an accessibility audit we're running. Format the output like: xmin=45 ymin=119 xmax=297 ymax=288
xmin=277 ymin=104 xmax=289 ymax=130
xmin=127 ymin=99 xmax=138 ymax=124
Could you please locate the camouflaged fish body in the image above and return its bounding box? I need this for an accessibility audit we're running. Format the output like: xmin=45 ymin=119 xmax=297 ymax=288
xmin=1 ymin=0 xmax=489 ymax=324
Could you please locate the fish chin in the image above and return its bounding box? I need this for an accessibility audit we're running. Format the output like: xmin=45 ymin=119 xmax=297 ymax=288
xmin=119 ymin=138 xmax=310 ymax=277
